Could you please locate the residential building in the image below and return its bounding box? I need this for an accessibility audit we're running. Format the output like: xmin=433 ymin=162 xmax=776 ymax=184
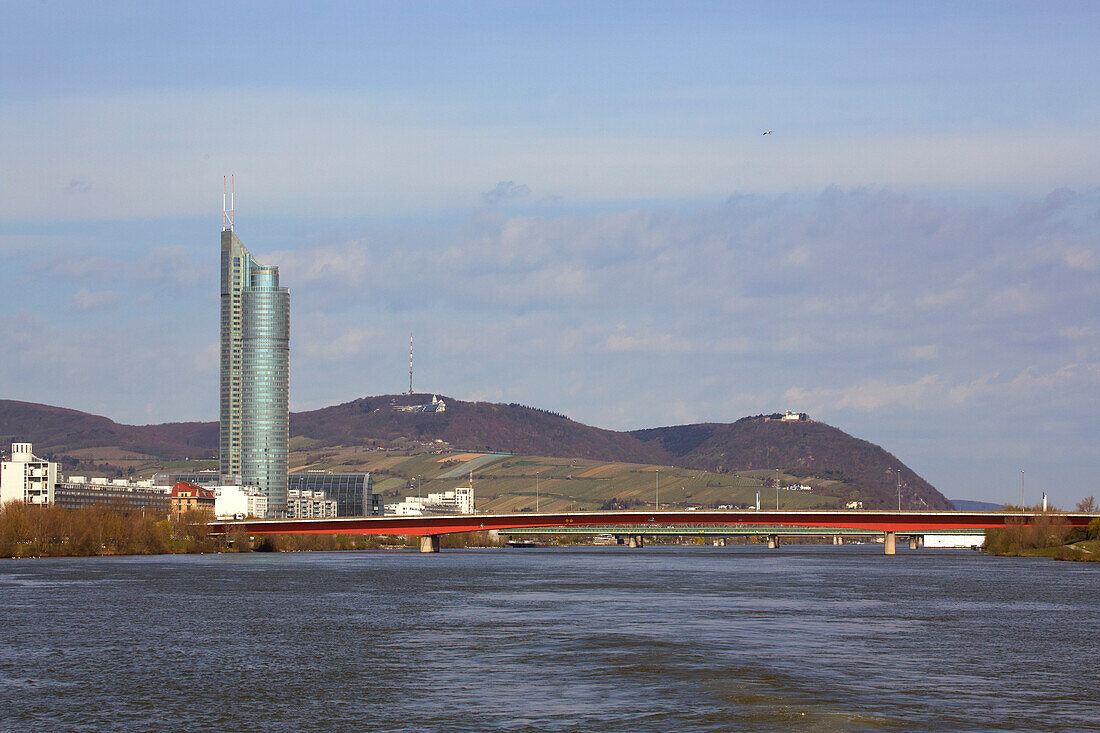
xmin=220 ymin=217 xmax=289 ymax=515
xmin=213 ymin=484 xmax=268 ymax=519
xmin=287 ymin=471 xmax=381 ymax=517
xmin=0 ymin=443 xmax=59 ymax=505
xmin=170 ymin=481 xmax=216 ymax=517
xmin=286 ymin=488 xmax=338 ymax=518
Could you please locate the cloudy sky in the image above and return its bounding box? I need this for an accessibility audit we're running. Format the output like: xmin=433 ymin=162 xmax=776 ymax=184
xmin=2 ymin=1 xmax=1098 ymax=505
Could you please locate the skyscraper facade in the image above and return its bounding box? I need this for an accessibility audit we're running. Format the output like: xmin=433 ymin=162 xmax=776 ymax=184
xmin=220 ymin=226 xmax=290 ymax=514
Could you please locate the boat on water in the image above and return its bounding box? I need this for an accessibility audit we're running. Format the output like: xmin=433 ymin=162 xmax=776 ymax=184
xmin=505 ymin=539 xmax=547 ymax=548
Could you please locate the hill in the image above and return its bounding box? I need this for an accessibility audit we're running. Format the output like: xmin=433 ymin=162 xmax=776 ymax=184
xmin=630 ymin=415 xmax=952 ymax=510
xmin=0 ymin=396 xmax=949 ymax=508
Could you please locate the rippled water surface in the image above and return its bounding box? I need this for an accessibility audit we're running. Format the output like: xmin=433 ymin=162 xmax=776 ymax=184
xmin=1 ymin=546 xmax=1098 ymax=732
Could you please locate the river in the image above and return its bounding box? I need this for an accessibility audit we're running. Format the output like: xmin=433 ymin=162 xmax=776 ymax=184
xmin=1 ymin=545 xmax=1097 ymax=731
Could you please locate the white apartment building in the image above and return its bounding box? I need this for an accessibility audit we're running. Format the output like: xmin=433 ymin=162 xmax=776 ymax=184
xmin=286 ymin=487 xmax=338 ymax=519
xmin=1 ymin=443 xmax=59 ymax=505
xmin=214 ymin=484 xmax=269 ymax=519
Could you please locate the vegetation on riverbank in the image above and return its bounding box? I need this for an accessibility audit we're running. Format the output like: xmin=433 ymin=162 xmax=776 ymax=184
xmin=982 ymin=499 xmax=1100 ymax=562
xmin=0 ymin=502 xmax=502 ymax=558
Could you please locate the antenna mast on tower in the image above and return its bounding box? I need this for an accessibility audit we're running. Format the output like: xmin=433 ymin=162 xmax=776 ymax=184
xmin=409 ymin=333 xmax=414 ymax=395
xmin=222 ymin=175 xmax=235 ymax=231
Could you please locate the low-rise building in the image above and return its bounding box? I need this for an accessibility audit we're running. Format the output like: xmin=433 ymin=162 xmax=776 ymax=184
xmin=385 ymin=486 xmax=474 ymax=516
xmin=0 ymin=442 xmax=59 ymax=505
xmin=170 ymin=481 xmax=216 ymax=517
xmin=55 ymin=475 xmax=171 ymax=513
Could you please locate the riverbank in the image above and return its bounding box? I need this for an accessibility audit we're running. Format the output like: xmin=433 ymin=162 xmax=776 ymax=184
xmin=0 ymin=502 xmax=502 ymax=558
xmin=982 ymin=515 xmax=1100 ymax=562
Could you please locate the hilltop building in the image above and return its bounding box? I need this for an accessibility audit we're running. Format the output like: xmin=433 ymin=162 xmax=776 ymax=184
xmin=220 ymin=199 xmax=289 ymax=516
xmin=0 ymin=442 xmax=58 ymax=505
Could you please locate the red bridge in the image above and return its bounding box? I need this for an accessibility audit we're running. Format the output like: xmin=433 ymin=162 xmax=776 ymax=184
xmin=211 ymin=509 xmax=1097 ymax=554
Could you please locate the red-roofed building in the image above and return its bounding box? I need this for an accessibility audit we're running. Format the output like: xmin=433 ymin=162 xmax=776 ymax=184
xmin=170 ymin=481 xmax=216 ymax=518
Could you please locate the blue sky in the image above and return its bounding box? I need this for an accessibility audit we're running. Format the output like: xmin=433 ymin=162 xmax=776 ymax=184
xmin=2 ymin=1 xmax=1098 ymax=505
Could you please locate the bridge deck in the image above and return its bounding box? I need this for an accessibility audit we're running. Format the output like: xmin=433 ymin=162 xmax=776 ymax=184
xmin=211 ymin=509 xmax=1097 ymax=537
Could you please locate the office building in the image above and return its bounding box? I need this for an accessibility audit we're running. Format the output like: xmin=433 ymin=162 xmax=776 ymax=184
xmin=0 ymin=443 xmax=59 ymax=505
xmin=54 ymin=476 xmax=171 ymax=513
xmin=287 ymin=471 xmax=382 ymax=517
xmin=213 ymin=484 xmax=268 ymax=519
xmin=220 ymin=207 xmax=290 ymax=515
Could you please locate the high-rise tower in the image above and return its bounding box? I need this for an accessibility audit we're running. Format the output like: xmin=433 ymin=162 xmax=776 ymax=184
xmin=219 ymin=178 xmax=290 ymax=514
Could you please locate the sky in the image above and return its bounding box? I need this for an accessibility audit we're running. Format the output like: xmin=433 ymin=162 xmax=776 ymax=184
xmin=2 ymin=1 xmax=1098 ymax=506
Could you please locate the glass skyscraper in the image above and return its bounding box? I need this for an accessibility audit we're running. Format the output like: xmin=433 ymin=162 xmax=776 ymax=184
xmin=220 ymin=226 xmax=289 ymax=515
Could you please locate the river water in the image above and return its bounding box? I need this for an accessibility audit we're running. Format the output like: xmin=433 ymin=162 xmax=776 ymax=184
xmin=1 ymin=545 xmax=1097 ymax=732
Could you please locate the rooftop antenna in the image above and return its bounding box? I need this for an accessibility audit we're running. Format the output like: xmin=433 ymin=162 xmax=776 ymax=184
xmin=222 ymin=175 xmax=235 ymax=231
xmin=408 ymin=333 xmax=414 ymax=395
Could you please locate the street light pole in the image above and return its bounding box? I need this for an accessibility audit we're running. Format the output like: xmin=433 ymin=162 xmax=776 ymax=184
xmin=896 ymin=469 xmax=901 ymax=511
xmin=1021 ymin=470 xmax=1025 ymax=509
xmin=536 ymin=471 xmax=539 ymax=512
xmin=775 ymin=468 xmax=779 ymax=510
xmin=655 ymin=469 xmax=659 ymax=510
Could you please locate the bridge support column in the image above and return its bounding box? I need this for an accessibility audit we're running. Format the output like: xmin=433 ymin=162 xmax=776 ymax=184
xmin=420 ymin=535 xmax=441 ymax=553
xmin=917 ymin=535 xmax=924 ymax=548
xmin=833 ymin=535 xmax=843 ymax=545
xmin=627 ymin=535 xmax=644 ymax=548
xmin=884 ymin=532 xmax=896 ymax=555
xmin=909 ymin=536 xmax=919 ymax=550
xmin=767 ymin=535 xmax=779 ymax=549
xmin=715 ymin=537 xmax=726 ymax=547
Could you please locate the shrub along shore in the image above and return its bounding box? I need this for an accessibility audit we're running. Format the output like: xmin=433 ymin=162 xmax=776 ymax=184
xmin=0 ymin=502 xmax=501 ymax=558
xmin=982 ymin=501 xmax=1100 ymax=562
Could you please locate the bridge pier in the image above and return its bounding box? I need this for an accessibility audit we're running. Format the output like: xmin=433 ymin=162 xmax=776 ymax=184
xmin=420 ymin=535 xmax=441 ymax=553
xmin=833 ymin=535 xmax=844 ymax=545
xmin=909 ymin=535 xmax=919 ymax=551
xmin=884 ymin=531 xmax=896 ymax=555
xmin=766 ymin=534 xmax=779 ymax=549
xmin=713 ymin=537 xmax=726 ymax=547
xmin=627 ymin=535 xmax=644 ymax=548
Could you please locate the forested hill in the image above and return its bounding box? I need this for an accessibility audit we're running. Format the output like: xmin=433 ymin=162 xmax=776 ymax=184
xmin=0 ymin=397 xmax=950 ymax=508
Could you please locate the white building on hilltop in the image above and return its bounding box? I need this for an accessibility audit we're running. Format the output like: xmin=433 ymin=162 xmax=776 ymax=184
xmin=1 ymin=443 xmax=59 ymax=505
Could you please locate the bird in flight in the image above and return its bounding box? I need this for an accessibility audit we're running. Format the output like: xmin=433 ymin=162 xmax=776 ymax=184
xmin=763 ymin=130 xmax=773 ymax=135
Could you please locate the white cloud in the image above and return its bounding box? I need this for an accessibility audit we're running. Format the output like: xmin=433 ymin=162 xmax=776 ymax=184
xmin=69 ymin=288 xmax=118 ymax=311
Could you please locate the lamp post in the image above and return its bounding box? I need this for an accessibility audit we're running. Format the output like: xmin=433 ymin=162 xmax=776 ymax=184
xmin=536 ymin=471 xmax=539 ymax=512
xmin=775 ymin=468 xmax=780 ymax=510
xmin=417 ymin=475 xmax=421 ymax=498
xmin=655 ymin=469 xmax=660 ymax=510
xmin=896 ymin=469 xmax=901 ymax=511
xmin=1021 ymin=470 xmax=1025 ymax=509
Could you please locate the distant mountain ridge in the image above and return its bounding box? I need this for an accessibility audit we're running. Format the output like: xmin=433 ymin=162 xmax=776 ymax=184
xmin=0 ymin=396 xmax=951 ymax=509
